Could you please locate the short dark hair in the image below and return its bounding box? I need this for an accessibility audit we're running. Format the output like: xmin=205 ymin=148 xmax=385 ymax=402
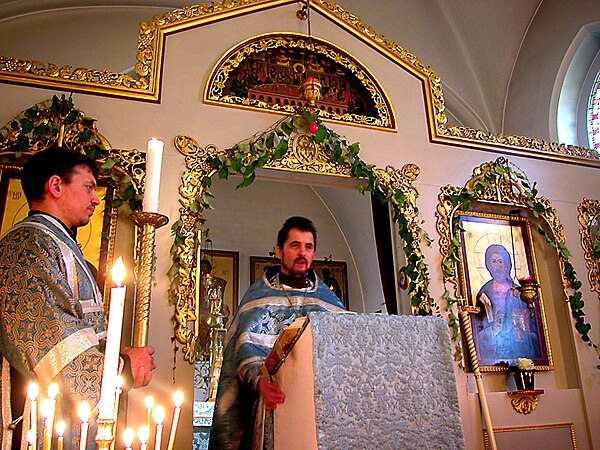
xmin=21 ymin=146 xmax=99 ymax=204
xmin=276 ymin=216 xmax=317 ymax=249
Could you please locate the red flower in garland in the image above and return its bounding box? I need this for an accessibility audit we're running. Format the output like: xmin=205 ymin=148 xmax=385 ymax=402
xmin=308 ymin=122 xmax=319 ymax=134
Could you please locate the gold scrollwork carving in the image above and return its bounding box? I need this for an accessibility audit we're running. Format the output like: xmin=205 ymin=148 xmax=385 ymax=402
xmin=578 ymin=198 xmax=600 ymax=297
xmin=172 ymin=133 xmax=426 ymax=362
xmin=205 ymin=32 xmax=395 ymax=130
xmin=509 ymin=393 xmax=540 ymax=415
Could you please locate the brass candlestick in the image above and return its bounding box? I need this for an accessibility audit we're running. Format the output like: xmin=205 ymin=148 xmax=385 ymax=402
xmin=95 ymin=418 xmax=116 ymax=450
xmin=130 ymin=211 xmax=169 ymax=347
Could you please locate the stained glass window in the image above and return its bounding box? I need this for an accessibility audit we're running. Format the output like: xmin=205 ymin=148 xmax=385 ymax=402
xmin=588 ymin=70 xmax=600 ymax=151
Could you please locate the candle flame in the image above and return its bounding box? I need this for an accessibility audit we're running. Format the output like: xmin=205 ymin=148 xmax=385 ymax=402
xmin=55 ymin=421 xmax=66 ymax=437
xmin=27 ymin=429 xmax=35 ymax=444
xmin=173 ymin=390 xmax=184 ymax=408
xmin=78 ymin=401 xmax=91 ymax=423
xmin=123 ymin=428 xmax=135 ymax=447
xmin=39 ymin=399 xmax=53 ymax=419
xmin=27 ymin=382 xmax=39 ymax=400
xmin=48 ymin=383 xmax=59 ymax=399
xmin=145 ymin=396 xmax=155 ymax=410
xmin=112 ymin=257 xmax=126 ymax=287
xmin=153 ymin=405 xmax=165 ymax=424
xmin=138 ymin=425 xmax=150 ymax=444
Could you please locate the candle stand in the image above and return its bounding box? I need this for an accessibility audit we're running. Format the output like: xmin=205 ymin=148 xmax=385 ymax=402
xmin=95 ymin=418 xmax=116 ymax=450
xmin=130 ymin=211 xmax=169 ymax=347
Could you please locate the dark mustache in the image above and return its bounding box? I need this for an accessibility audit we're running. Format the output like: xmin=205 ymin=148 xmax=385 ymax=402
xmin=294 ymin=257 xmax=308 ymax=264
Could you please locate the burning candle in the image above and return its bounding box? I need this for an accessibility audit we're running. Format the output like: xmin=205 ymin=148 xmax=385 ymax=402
xmin=98 ymin=257 xmax=127 ymax=420
xmin=138 ymin=425 xmax=150 ymax=450
xmin=123 ymin=428 xmax=135 ymax=450
xmin=56 ymin=421 xmax=66 ymax=450
xmin=166 ymin=390 xmax=183 ymax=450
xmin=78 ymin=401 xmax=91 ymax=450
xmin=27 ymin=382 xmax=39 ymax=450
xmin=40 ymin=399 xmax=53 ymax=450
xmin=142 ymin=138 xmax=164 ymax=212
xmin=145 ymin=395 xmax=155 ymax=430
xmin=152 ymin=406 xmax=165 ymax=450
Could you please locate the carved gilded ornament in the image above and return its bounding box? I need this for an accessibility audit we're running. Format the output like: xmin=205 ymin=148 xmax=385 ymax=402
xmin=435 ymin=158 xmax=577 ymax=371
xmin=172 ymin=130 xmax=428 ymax=363
xmin=205 ymin=33 xmax=395 ymax=130
xmin=578 ymin=198 xmax=600 ymax=297
xmin=0 ymin=0 xmax=596 ymax=164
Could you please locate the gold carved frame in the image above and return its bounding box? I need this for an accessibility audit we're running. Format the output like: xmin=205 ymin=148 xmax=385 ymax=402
xmin=436 ymin=158 xmax=565 ymax=371
xmin=0 ymin=0 xmax=597 ymax=165
xmin=205 ymin=32 xmax=396 ymax=130
xmin=172 ymin=132 xmax=425 ymax=362
xmin=578 ymin=198 xmax=600 ymax=297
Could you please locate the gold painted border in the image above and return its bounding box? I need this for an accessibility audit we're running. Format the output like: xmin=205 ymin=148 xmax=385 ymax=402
xmin=0 ymin=0 xmax=597 ymax=164
xmin=578 ymin=198 xmax=600 ymax=297
xmin=204 ymin=32 xmax=396 ymax=131
xmin=172 ymin=132 xmax=425 ymax=362
xmin=483 ymin=423 xmax=577 ymax=450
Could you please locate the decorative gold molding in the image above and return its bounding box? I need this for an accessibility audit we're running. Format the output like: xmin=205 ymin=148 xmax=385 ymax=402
xmin=578 ymin=198 xmax=600 ymax=297
xmin=172 ymin=132 xmax=425 ymax=362
xmin=436 ymin=157 xmax=560 ymax=372
xmin=483 ymin=423 xmax=577 ymax=450
xmin=0 ymin=1 xmax=597 ymax=164
xmin=205 ymin=32 xmax=396 ymax=130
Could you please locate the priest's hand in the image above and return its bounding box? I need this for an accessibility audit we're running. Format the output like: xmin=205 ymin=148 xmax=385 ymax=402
xmin=121 ymin=346 xmax=157 ymax=389
xmin=258 ymin=377 xmax=285 ymax=410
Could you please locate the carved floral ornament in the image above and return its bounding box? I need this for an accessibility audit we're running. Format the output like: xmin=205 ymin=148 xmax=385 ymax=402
xmin=578 ymin=198 xmax=600 ymax=297
xmin=169 ymin=111 xmax=431 ymax=363
xmin=0 ymin=0 xmax=597 ymax=164
xmin=436 ymin=157 xmax=599 ymax=369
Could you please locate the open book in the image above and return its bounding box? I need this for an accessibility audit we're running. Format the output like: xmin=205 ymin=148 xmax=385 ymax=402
xmin=260 ymin=316 xmax=309 ymax=381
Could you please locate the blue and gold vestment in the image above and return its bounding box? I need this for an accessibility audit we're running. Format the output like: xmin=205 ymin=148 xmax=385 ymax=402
xmin=0 ymin=214 xmax=106 ymax=449
xmin=209 ymin=267 xmax=345 ymax=450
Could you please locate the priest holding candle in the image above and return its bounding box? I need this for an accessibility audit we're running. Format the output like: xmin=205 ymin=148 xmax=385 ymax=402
xmin=0 ymin=147 xmax=157 ymax=449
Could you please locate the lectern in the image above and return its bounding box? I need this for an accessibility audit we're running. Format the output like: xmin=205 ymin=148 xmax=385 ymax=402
xmin=263 ymin=312 xmax=466 ymax=449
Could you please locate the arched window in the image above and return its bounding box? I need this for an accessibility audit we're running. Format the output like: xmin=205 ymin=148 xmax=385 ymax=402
xmin=588 ymin=70 xmax=600 ymax=151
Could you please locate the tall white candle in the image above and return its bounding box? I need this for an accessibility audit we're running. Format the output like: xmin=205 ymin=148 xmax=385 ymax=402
xmin=122 ymin=428 xmax=135 ymax=450
xmin=98 ymin=257 xmax=127 ymax=420
xmin=138 ymin=425 xmax=150 ymax=450
xmin=166 ymin=391 xmax=183 ymax=450
xmin=56 ymin=421 xmax=66 ymax=450
xmin=142 ymin=138 xmax=164 ymax=212
xmin=40 ymin=399 xmax=53 ymax=450
xmin=27 ymin=382 xmax=38 ymax=450
xmin=78 ymin=401 xmax=91 ymax=450
xmin=152 ymin=406 xmax=165 ymax=450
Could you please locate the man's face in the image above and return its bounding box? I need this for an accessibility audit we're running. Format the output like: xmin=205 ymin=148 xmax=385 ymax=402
xmin=488 ymin=252 xmax=510 ymax=281
xmin=275 ymin=228 xmax=315 ymax=277
xmin=59 ymin=165 xmax=100 ymax=229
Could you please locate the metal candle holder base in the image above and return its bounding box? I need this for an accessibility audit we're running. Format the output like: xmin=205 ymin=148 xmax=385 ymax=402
xmin=95 ymin=418 xmax=116 ymax=450
xmin=130 ymin=211 xmax=169 ymax=347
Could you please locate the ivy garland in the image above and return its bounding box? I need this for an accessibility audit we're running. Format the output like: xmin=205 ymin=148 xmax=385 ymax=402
xmin=0 ymin=94 xmax=142 ymax=212
xmin=440 ymin=161 xmax=599 ymax=368
xmin=170 ymin=109 xmax=433 ymax=315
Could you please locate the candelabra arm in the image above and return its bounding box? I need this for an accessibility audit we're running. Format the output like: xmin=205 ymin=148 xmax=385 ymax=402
xmin=130 ymin=211 xmax=169 ymax=347
xmin=95 ymin=418 xmax=116 ymax=450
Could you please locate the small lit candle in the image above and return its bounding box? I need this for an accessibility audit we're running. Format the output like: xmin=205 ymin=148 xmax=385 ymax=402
xmin=47 ymin=383 xmax=59 ymax=445
xmin=78 ymin=401 xmax=91 ymax=450
xmin=138 ymin=425 xmax=150 ymax=450
xmin=166 ymin=390 xmax=183 ymax=450
xmin=145 ymin=396 xmax=155 ymax=429
xmin=27 ymin=429 xmax=35 ymax=450
xmin=142 ymin=138 xmax=164 ymax=212
xmin=40 ymin=399 xmax=53 ymax=450
xmin=98 ymin=257 xmax=127 ymax=420
xmin=152 ymin=406 xmax=165 ymax=450
xmin=27 ymin=382 xmax=39 ymax=450
xmin=123 ymin=428 xmax=135 ymax=450
xmin=56 ymin=421 xmax=66 ymax=450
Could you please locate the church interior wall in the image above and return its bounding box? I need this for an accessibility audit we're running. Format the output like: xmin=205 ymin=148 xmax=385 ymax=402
xmin=0 ymin=2 xmax=599 ymax=448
